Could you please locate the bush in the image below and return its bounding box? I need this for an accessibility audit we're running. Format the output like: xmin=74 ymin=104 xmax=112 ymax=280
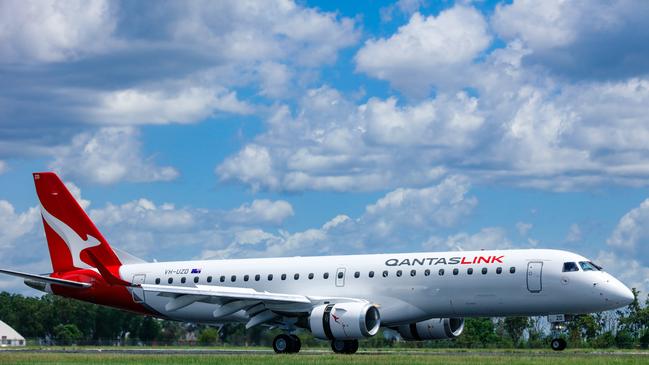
xmin=53 ymin=324 xmax=82 ymax=345
xmin=198 ymin=327 xmax=219 ymax=345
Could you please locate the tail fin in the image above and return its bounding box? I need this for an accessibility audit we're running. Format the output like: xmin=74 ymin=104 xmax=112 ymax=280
xmin=33 ymin=172 xmax=122 ymax=273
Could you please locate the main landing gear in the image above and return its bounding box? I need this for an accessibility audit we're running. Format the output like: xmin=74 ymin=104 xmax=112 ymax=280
xmin=272 ymin=334 xmax=301 ymax=354
xmin=331 ymin=339 xmax=359 ymax=354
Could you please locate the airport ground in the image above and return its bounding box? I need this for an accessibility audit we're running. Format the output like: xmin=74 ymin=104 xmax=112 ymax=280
xmin=1 ymin=347 xmax=649 ymax=365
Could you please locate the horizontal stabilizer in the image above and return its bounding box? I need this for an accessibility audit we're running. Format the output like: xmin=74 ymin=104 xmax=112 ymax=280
xmin=0 ymin=268 xmax=91 ymax=288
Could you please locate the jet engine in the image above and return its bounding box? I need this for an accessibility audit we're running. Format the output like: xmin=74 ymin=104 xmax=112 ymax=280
xmin=309 ymin=302 xmax=381 ymax=340
xmin=396 ymin=317 xmax=464 ymax=340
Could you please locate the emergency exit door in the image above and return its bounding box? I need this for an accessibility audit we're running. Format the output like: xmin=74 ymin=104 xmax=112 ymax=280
xmin=131 ymin=274 xmax=146 ymax=303
xmin=527 ymin=262 xmax=543 ymax=293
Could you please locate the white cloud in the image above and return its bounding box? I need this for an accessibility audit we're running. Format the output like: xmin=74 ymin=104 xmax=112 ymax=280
xmin=565 ymin=223 xmax=582 ymax=243
xmin=516 ymin=222 xmax=532 ymax=236
xmin=596 ymin=251 xmax=649 ymax=296
xmin=0 ymin=201 xmax=40 ymax=249
xmin=423 ymin=227 xmax=512 ymax=252
xmin=356 ymin=6 xmax=491 ymax=95
xmin=49 ymin=127 xmax=179 ymax=184
xmin=226 ymin=199 xmax=294 ymax=225
xmin=0 ymin=0 xmax=116 ymax=63
xmin=0 ymin=161 xmax=7 ymax=175
xmin=93 ymin=86 xmax=252 ymax=125
xmin=607 ymin=199 xmax=649 ymax=254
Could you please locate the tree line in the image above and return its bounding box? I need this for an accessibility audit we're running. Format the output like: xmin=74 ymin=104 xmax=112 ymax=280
xmin=1 ymin=289 xmax=648 ymax=348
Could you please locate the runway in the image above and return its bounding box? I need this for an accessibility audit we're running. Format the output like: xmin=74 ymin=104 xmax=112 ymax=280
xmin=1 ymin=347 xmax=647 ymax=357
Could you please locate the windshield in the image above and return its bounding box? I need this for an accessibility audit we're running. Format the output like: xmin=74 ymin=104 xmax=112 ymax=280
xmin=579 ymin=261 xmax=601 ymax=271
xmin=562 ymin=262 xmax=579 ymax=272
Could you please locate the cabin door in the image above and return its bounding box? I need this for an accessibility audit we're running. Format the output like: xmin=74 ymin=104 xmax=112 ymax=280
xmin=526 ymin=262 xmax=543 ymax=293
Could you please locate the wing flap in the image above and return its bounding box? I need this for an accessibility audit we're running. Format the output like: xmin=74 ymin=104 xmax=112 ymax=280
xmin=0 ymin=268 xmax=91 ymax=288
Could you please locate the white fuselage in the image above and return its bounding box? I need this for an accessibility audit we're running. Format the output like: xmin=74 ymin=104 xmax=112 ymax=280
xmin=119 ymin=249 xmax=633 ymax=326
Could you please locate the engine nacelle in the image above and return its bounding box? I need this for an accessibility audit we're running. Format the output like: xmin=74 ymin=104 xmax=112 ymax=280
xmin=309 ymin=303 xmax=381 ymax=340
xmin=397 ymin=318 xmax=464 ymax=340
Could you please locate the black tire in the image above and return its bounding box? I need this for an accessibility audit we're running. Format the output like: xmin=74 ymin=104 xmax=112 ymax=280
xmin=331 ymin=339 xmax=347 ymax=354
xmin=289 ymin=334 xmax=301 ymax=353
xmin=551 ymin=338 xmax=567 ymax=351
xmin=273 ymin=334 xmax=291 ymax=354
xmin=344 ymin=339 xmax=359 ymax=354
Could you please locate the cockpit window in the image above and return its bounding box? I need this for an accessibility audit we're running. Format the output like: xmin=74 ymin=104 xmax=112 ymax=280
xmin=579 ymin=261 xmax=601 ymax=271
xmin=562 ymin=262 xmax=579 ymax=272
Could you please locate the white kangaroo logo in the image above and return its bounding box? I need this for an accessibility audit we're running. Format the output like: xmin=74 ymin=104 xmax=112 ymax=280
xmin=40 ymin=205 xmax=101 ymax=269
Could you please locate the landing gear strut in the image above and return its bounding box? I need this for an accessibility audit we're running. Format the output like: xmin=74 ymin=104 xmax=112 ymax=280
xmin=331 ymin=339 xmax=359 ymax=354
xmin=272 ymin=334 xmax=301 ymax=354
xmin=548 ymin=314 xmax=570 ymax=351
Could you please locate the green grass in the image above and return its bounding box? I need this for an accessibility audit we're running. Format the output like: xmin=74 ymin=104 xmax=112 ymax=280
xmin=1 ymin=351 xmax=648 ymax=365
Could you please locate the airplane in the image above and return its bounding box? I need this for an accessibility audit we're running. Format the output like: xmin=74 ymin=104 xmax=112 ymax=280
xmin=0 ymin=172 xmax=635 ymax=353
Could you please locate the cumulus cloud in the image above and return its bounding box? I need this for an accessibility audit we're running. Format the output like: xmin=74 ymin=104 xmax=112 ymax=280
xmin=49 ymin=127 xmax=179 ymax=184
xmin=0 ymin=0 xmax=116 ymax=63
xmin=565 ymin=223 xmax=582 ymax=243
xmin=226 ymin=199 xmax=294 ymax=225
xmin=516 ymin=222 xmax=532 ymax=236
xmin=0 ymin=161 xmax=7 ymax=175
xmin=356 ymin=5 xmax=491 ymax=95
xmin=493 ymin=0 xmax=649 ymax=79
xmin=607 ymin=199 xmax=649 ymax=255
xmin=423 ymin=227 xmax=512 ymax=252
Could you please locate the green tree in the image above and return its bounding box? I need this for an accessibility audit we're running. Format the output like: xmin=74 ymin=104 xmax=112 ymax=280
xmin=138 ymin=317 xmax=161 ymax=344
xmin=503 ymin=317 xmax=529 ymax=346
xmin=53 ymin=324 xmax=82 ymax=345
xmin=198 ymin=327 xmax=219 ymax=345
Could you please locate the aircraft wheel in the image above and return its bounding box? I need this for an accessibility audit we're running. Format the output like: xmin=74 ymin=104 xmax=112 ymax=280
xmin=289 ymin=334 xmax=301 ymax=353
xmin=273 ymin=334 xmax=292 ymax=354
xmin=550 ymin=338 xmax=567 ymax=351
xmin=331 ymin=339 xmax=358 ymax=354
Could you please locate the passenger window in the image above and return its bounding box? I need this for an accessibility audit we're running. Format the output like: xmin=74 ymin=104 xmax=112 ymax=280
xmin=207 ymin=276 xmax=213 ymax=283
xmin=396 ymin=270 xmax=402 ymax=277
xmin=244 ymin=275 xmax=249 ymax=282
xmin=354 ymin=271 xmax=360 ymax=278
xmin=453 ymin=268 xmax=459 ymax=275
xmin=220 ymin=276 xmax=225 ymax=282
xmin=337 ymin=272 xmax=344 ymax=279
xmin=194 ymin=277 xmax=199 ymax=284
xmin=496 ymin=267 xmax=502 ymax=274
xmin=181 ymin=277 xmax=186 ymax=284
xmin=482 ymin=268 xmax=487 ymax=275
xmin=155 ymin=278 xmax=160 ymax=284
xmin=294 ymin=273 xmax=300 ymax=280
xmin=308 ymin=273 xmax=314 ymax=280
xmin=579 ymin=261 xmax=598 ymax=271
xmin=382 ymin=270 xmax=388 ymax=277
xmin=467 ymin=268 xmax=473 ymax=275
xmin=424 ymin=269 xmax=430 ymax=276
xmin=369 ymin=271 xmax=375 ymax=278
xmin=281 ymin=274 xmax=287 ymax=280
xmin=268 ymin=274 xmax=273 ymax=281
xmin=323 ymin=273 xmax=329 ymax=279
xmin=255 ymin=274 xmax=260 ymax=281
xmin=438 ymin=269 xmax=444 ymax=276
xmin=509 ymin=267 xmax=516 ymax=274
xmin=230 ymin=275 xmax=236 ymax=282
xmin=410 ymin=270 xmax=416 ymax=277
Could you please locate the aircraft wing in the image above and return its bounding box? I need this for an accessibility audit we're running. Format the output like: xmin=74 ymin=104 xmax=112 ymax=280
xmin=0 ymin=268 xmax=91 ymax=288
xmin=140 ymin=283 xmax=365 ymax=329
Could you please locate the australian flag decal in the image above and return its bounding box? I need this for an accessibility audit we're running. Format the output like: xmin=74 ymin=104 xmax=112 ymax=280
xmin=191 ymin=268 xmax=202 ymax=274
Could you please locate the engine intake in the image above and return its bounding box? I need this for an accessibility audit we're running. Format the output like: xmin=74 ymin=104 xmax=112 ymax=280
xmin=310 ymin=302 xmax=381 ymax=340
xmin=397 ymin=318 xmax=464 ymax=340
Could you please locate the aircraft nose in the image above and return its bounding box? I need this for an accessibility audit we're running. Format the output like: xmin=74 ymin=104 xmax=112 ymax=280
xmin=606 ymin=280 xmax=634 ymax=307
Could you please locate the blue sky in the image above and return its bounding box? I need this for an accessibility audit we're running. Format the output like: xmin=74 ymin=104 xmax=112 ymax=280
xmin=1 ymin=0 xmax=649 ymax=295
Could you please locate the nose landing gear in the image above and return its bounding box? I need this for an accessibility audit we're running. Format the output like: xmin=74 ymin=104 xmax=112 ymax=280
xmin=272 ymin=334 xmax=301 ymax=354
xmin=548 ymin=314 xmax=571 ymax=351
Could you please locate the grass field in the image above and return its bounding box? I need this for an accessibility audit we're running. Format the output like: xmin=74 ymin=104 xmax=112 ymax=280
xmin=1 ymin=350 xmax=648 ymax=365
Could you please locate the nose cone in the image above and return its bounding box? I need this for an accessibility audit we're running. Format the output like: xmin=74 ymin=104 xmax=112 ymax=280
xmin=606 ymin=280 xmax=634 ymax=308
